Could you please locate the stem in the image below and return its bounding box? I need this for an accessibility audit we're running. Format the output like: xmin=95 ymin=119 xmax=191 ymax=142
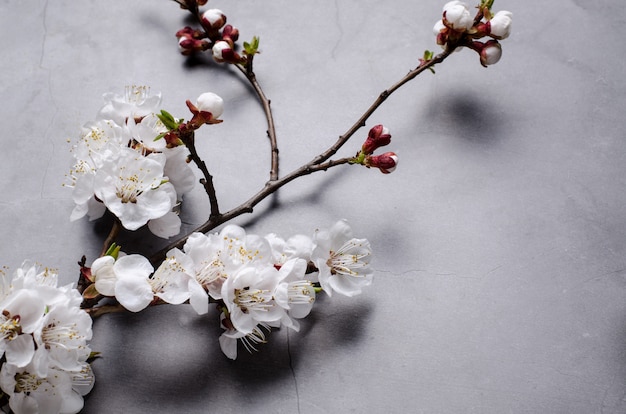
xmin=182 ymin=130 xmax=220 ymax=218
xmin=312 ymin=49 xmax=451 ymax=166
xmin=85 ymin=304 xmax=128 ymax=318
xmin=235 ymin=64 xmax=280 ymax=181
xmin=149 ymin=157 xmax=351 ymax=263
xmin=100 ymin=219 xmax=121 ymax=257
xmin=154 ymin=4 xmax=452 ymax=264
xmin=182 ymin=5 xmax=279 ymax=182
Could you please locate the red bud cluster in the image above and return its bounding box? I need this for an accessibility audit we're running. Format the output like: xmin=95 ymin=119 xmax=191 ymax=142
xmin=356 ymin=125 xmax=399 ymax=174
xmin=176 ymin=27 xmax=210 ymax=55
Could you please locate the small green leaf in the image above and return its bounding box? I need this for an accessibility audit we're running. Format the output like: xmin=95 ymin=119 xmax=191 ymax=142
xmin=244 ymin=36 xmax=260 ymax=55
xmin=156 ymin=109 xmax=178 ymax=130
xmin=423 ymin=50 xmax=434 ymax=61
xmin=481 ymin=0 xmax=494 ymax=10
xmin=104 ymin=243 xmax=121 ymax=259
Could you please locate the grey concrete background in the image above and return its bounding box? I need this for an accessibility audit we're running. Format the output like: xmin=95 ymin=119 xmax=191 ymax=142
xmin=2 ymin=0 xmax=626 ymax=413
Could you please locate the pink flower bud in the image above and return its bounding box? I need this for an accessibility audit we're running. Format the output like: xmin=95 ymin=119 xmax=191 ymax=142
xmin=186 ymin=92 xmax=224 ymax=126
xmin=442 ymin=1 xmax=473 ymax=32
xmin=202 ymin=9 xmax=227 ymax=30
xmin=433 ymin=20 xmax=448 ymax=46
xmin=212 ymin=40 xmax=231 ymax=62
xmin=478 ymin=40 xmax=502 ymax=66
xmin=196 ymin=92 xmax=224 ymax=118
xmin=488 ymin=11 xmax=512 ymax=40
xmin=212 ymin=40 xmax=245 ymax=64
xmin=221 ymin=25 xmax=240 ymax=43
xmin=177 ymin=36 xmax=209 ymax=56
xmin=366 ymin=152 xmax=398 ymax=174
xmin=361 ymin=124 xmax=391 ymax=155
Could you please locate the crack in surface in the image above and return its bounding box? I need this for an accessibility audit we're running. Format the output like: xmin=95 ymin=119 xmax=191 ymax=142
xmin=330 ymin=0 xmax=343 ymax=60
xmin=39 ymin=0 xmax=59 ymax=200
xmin=287 ymin=330 xmax=301 ymax=414
xmin=39 ymin=0 xmax=49 ymax=69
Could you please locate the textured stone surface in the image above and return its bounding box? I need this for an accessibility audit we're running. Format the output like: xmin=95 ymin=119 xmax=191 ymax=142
xmin=2 ymin=1 xmax=626 ymax=412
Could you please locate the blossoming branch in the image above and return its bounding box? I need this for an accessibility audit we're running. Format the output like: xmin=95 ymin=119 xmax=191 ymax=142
xmin=0 ymin=1 xmax=512 ymax=413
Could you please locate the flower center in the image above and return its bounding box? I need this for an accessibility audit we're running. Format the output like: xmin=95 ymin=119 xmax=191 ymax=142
xmin=233 ymin=287 xmax=273 ymax=314
xmin=0 ymin=311 xmax=22 ymax=341
xmin=197 ymin=258 xmax=225 ymax=287
xmin=42 ymin=321 xmax=82 ymax=349
xmin=14 ymin=372 xmax=45 ymax=394
xmin=115 ymin=167 xmax=154 ymax=203
xmin=287 ymin=281 xmax=315 ymax=305
xmin=125 ymin=85 xmax=150 ymax=105
xmin=327 ymin=240 xmax=370 ymax=277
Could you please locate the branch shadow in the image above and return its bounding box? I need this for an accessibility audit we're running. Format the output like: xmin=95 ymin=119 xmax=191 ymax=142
xmin=424 ymin=89 xmax=505 ymax=145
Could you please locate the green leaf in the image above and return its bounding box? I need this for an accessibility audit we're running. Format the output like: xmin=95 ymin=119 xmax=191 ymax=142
xmin=156 ymin=109 xmax=178 ymax=130
xmin=423 ymin=50 xmax=434 ymax=61
xmin=104 ymin=243 xmax=121 ymax=259
xmin=481 ymin=0 xmax=495 ymax=10
xmin=244 ymin=36 xmax=260 ymax=55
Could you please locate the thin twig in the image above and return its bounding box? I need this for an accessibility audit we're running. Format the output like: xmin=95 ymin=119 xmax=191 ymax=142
xmin=235 ymin=64 xmax=280 ymax=181
xmin=181 ymin=130 xmax=220 ymax=218
xmin=149 ymin=157 xmax=352 ymax=263
xmin=312 ymin=49 xmax=451 ymax=166
xmin=100 ymin=219 xmax=121 ymax=257
xmin=150 ymin=6 xmax=452 ymax=264
xmin=149 ymin=53 xmax=449 ymax=264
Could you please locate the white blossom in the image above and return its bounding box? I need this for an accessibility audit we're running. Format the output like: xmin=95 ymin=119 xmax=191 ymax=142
xmin=0 ymin=262 xmax=94 ymax=413
xmin=221 ymin=265 xmax=285 ymax=335
xmin=311 ymin=220 xmax=373 ymax=297
xmin=97 ymin=85 xmax=161 ymax=126
xmin=93 ymin=147 xmax=178 ymax=232
xmin=273 ymin=258 xmax=315 ymax=331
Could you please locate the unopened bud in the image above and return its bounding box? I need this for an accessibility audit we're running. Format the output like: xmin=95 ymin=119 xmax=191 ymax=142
xmin=433 ymin=20 xmax=448 ymax=46
xmin=197 ymin=92 xmax=224 ymax=118
xmin=178 ymin=36 xmax=210 ymax=55
xmin=361 ymin=124 xmax=391 ymax=155
xmin=221 ymin=25 xmax=240 ymax=43
xmin=187 ymin=92 xmax=224 ymax=126
xmin=442 ymin=1 xmax=473 ymax=32
xmin=366 ymin=152 xmax=398 ymax=174
xmin=212 ymin=40 xmax=245 ymax=64
xmin=202 ymin=9 xmax=227 ymax=30
xmin=477 ymin=39 xmax=502 ymax=66
xmin=488 ymin=11 xmax=512 ymax=40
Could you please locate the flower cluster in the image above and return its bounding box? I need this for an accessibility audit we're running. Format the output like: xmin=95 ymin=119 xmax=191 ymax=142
xmin=66 ymin=86 xmax=224 ymax=238
xmin=81 ymin=220 xmax=372 ymax=359
xmin=352 ymin=124 xmax=399 ymax=174
xmin=176 ymin=8 xmax=245 ymax=64
xmin=24 ymin=1 xmax=513 ymax=411
xmin=0 ymin=263 xmax=94 ymax=414
xmin=434 ymin=0 xmax=512 ymax=66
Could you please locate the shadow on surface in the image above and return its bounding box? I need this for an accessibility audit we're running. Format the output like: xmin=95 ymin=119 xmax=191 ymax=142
xmin=86 ymin=297 xmax=374 ymax=411
xmin=425 ymin=90 xmax=505 ymax=144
